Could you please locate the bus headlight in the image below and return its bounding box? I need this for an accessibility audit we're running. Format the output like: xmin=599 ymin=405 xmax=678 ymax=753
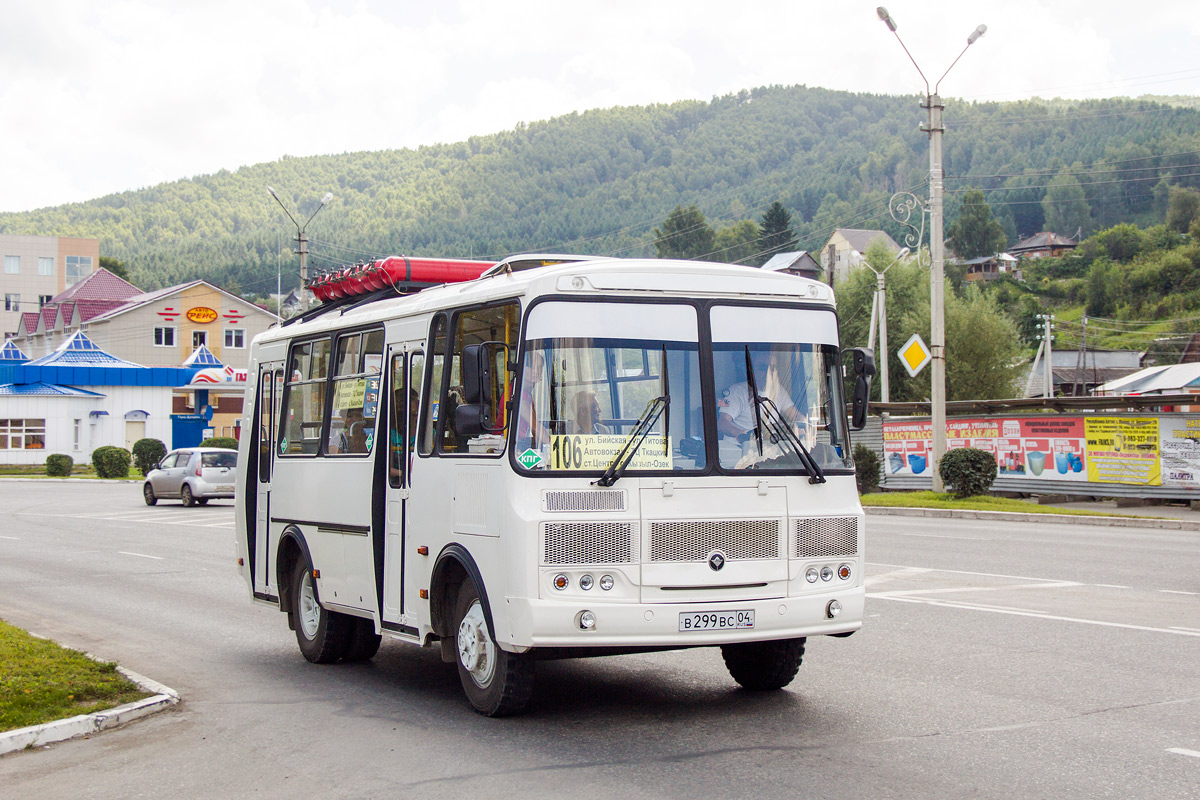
xmin=599 ymin=574 xmax=614 ymax=591
xmin=578 ymin=611 xmax=596 ymax=630
xmin=579 ymin=574 xmax=594 ymax=591
xmin=826 ymin=600 xmax=842 ymax=619
xmin=820 ymin=566 xmax=834 ymax=582
xmin=805 ymin=568 xmax=819 ymax=583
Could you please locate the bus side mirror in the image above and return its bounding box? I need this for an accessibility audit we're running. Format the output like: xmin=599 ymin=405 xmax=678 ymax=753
xmin=849 ymin=347 xmax=875 ymax=430
xmin=456 ymin=342 xmax=509 ymax=438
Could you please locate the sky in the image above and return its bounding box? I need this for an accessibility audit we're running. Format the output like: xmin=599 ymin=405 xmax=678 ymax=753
xmin=2 ymin=0 xmax=1198 ymax=213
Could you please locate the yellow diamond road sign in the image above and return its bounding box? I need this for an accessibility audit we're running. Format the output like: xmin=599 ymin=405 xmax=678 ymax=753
xmin=898 ymin=333 xmax=931 ymax=377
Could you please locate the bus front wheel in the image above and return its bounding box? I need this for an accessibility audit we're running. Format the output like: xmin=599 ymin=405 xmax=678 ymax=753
xmin=453 ymin=580 xmax=534 ymax=716
xmin=720 ymin=637 xmax=806 ymax=690
xmin=290 ymin=556 xmax=351 ymax=663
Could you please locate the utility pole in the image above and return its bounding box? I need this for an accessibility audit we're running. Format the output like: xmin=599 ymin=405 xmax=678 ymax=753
xmin=877 ymin=6 xmax=986 ymax=491
xmin=865 ymin=247 xmax=909 ymax=403
xmin=267 ymin=187 xmax=333 ymax=311
xmin=1036 ymin=313 xmax=1056 ymax=398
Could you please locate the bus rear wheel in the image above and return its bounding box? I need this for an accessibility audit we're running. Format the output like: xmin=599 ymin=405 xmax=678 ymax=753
xmin=343 ymin=617 xmax=382 ymax=662
xmin=290 ymin=556 xmax=351 ymax=663
xmin=453 ymin=580 xmax=534 ymax=716
xmin=720 ymin=637 xmax=806 ymax=690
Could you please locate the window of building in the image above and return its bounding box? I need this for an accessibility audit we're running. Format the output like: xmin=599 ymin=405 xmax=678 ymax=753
xmin=4 ymin=294 xmax=19 ymax=312
xmin=4 ymin=256 xmax=19 ymax=274
xmin=65 ymin=255 xmax=93 ymax=286
xmin=38 ymin=257 xmax=54 ymax=276
xmin=154 ymin=327 xmax=176 ymax=347
xmin=193 ymin=330 xmax=208 ymax=349
xmin=0 ymin=419 xmax=46 ymax=450
xmin=224 ymin=328 xmax=245 ymax=349
xmin=73 ymin=419 xmax=81 ymax=450
xmin=38 ymin=295 xmax=53 ymax=309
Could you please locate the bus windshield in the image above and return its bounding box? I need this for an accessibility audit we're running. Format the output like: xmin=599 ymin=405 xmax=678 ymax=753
xmin=711 ymin=305 xmax=852 ymax=472
xmin=514 ymin=302 xmax=705 ymax=474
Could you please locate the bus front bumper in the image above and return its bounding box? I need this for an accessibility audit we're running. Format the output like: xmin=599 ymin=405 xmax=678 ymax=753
xmin=502 ymin=587 xmax=864 ymax=650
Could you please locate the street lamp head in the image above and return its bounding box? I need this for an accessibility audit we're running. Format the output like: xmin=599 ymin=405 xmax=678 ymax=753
xmin=896 ymin=247 xmax=911 ymax=260
xmin=967 ymin=24 xmax=987 ymax=45
xmin=876 ymin=6 xmax=897 ymax=31
xmin=266 ymin=185 xmax=279 ymax=199
xmin=321 ymin=192 xmax=333 ymax=205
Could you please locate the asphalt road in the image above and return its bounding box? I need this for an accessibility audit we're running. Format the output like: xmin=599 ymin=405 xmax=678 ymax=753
xmin=0 ymin=481 xmax=1197 ymax=799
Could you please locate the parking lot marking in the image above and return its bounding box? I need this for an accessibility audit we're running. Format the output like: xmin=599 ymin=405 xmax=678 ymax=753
xmin=1161 ymin=590 xmax=1199 ymax=596
xmin=0 ymin=535 xmax=18 ymax=540
xmin=1095 ymin=584 xmax=1131 ymax=589
xmin=1167 ymin=748 xmax=1200 ymax=759
xmin=896 ymin=532 xmax=988 ymax=540
xmin=118 ymin=551 xmax=164 ymax=560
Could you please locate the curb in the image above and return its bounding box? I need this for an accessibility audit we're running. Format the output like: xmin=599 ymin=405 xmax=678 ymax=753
xmin=864 ymin=506 xmax=1200 ymax=531
xmin=0 ymin=664 xmax=179 ymax=757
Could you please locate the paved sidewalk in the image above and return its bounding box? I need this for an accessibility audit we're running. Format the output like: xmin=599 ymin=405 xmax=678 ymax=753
xmin=866 ymin=499 xmax=1200 ymax=531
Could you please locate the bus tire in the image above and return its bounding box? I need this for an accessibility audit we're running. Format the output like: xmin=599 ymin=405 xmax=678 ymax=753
xmin=342 ymin=617 xmax=382 ymax=662
xmin=720 ymin=637 xmax=806 ymax=691
xmin=290 ymin=556 xmax=351 ymax=663
xmin=453 ymin=580 xmax=534 ymax=716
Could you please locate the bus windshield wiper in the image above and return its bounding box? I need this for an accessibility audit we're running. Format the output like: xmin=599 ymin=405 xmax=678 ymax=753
xmin=594 ymin=394 xmax=669 ymax=487
xmin=743 ymin=346 xmax=826 ymax=485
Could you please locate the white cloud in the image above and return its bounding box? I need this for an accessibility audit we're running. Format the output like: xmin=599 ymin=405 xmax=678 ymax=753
xmin=1 ymin=0 xmax=1197 ymax=212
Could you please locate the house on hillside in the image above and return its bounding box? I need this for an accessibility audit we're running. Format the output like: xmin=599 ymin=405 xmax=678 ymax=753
xmin=1024 ymin=348 xmax=1144 ymax=398
xmin=760 ymin=251 xmax=822 ymax=282
xmin=12 ymin=270 xmax=277 ymax=370
xmin=819 ymin=229 xmax=902 ymax=285
xmin=1010 ymin=232 xmax=1077 ymax=260
xmin=962 ymin=253 xmax=1021 ymax=282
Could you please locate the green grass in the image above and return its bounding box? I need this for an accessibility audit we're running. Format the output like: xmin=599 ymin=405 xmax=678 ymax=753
xmin=0 ymin=619 xmax=151 ymax=733
xmin=859 ymin=491 xmax=1127 ymax=517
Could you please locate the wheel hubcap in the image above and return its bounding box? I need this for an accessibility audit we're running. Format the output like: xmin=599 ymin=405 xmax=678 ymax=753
xmin=298 ymin=571 xmax=320 ymax=639
xmin=457 ymin=599 xmax=496 ymax=687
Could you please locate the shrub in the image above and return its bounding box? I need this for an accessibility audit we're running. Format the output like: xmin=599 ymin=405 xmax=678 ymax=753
xmin=45 ymin=454 xmax=74 ymax=477
xmin=92 ymin=446 xmax=132 ymax=479
xmin=853 ymin=444 xmax=881 ymax=495
xmin=132 ymin=438 xmax=167 ymax=476
xmin=938 ymin=447 xmax=998 ymax=498
xmin=200 ymin=436 xmax=239 ymax=450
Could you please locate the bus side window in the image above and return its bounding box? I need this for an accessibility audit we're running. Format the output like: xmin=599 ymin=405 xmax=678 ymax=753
xmin=419 ymin=316 xmax=447 ymax=456
xmin=327 ymin=329 xmax=384 ymax=456
xmin=439 ymin=302 xmax=519 ymax=454
xmin=280 ymin=338 xmax=330 ymax=456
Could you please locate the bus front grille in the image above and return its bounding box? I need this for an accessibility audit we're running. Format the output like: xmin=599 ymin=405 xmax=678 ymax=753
xmin=793 ymin=517 xmax=858 ymax=558
xmin=543 ymin=522 xmax=637 ymax=565
xmin=648 ymin=519 xmax=781 ymax=562
xmin=542 ymin=489 xmax=627 ymax=512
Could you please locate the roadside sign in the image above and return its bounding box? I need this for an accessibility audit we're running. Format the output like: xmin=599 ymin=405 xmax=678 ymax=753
xmin=898 ymin=333 xmax=931 ymax=377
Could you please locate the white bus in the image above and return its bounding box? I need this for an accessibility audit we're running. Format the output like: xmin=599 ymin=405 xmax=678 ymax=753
xmin=235 ymin=255 xmax=875 ymax=716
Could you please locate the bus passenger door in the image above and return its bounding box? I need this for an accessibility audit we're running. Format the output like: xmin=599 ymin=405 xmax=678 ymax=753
xmin=254 ymin=364 xmax=283 ymax=599
xmin=382 ymin=347 xmax=422 ymax=625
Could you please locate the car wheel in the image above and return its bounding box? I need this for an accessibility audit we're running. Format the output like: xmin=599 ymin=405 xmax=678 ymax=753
xmin=720 ymin=637 xmax=806 ymax=690
xmin=290 ymin=556 xmax=351 ymax=663
xmin=453 ymin=579 xmax=534 ymax=716
xmin=181 ymin=484 xmax=195 ymax=507
xmin=143 ymin=483 xmax=157 ymax=506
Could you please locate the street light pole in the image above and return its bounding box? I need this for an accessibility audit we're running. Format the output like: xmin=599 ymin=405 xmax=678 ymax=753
xmin=865 ymin=247 xmax=910 ymax=403
xmin=267 ymin=187 xmax=333 ymax=310
xmin=876 ymin=7 xmax=985 ymax=492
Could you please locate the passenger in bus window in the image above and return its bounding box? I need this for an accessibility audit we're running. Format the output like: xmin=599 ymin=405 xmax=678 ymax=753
xmin=572 ymin=390 xmax=610 ymax=435
xmin=329 ymin=407 xmax=366 ymax=454
xmin=515 ymin=351 xmax=545 ymax=450
xmin=717 ymin=350 xmax=802 ymax=443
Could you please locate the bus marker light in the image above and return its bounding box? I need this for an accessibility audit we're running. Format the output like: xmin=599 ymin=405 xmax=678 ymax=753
xmin=417 ymin=546 xmax=429 ymax=556
xmin=838 ymin=564 xmax=852 ymax=580
xmin=312 ymin=569 xmax=320 ymax=579
xmin=419 ymin=589 xmax=428 ymax=599
xmin=579 ymin=574 xmax=594 ymax=591
xmin=827 ymin=600 xmax=842 ymax=619
xmin=578 ymin=611 xmax=596 ymax=630
xmin=553 ymin=574 xmax=569 ymax=591
xmin=237 ymin=558 xmax=243 ymax=566
xmin=599 ymin=575 xmax=614 ymax=591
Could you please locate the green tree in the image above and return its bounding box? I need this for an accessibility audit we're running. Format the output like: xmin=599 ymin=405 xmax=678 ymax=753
xmin=654 ymin=204 xmax=715 ymax=260
xmin=712 ymin=220 xmax=761 ymax=264
xmin=946 ymin=188 xmax=1006 ymax=259
xmin=1042 ymin=171 xmax=1090 ymax=237
xmin=1166 ymin=186 xmax=1200 ymax=233
xmin=99 ymin=256 xmax=131 ymax=282
xmin=758 ymin=201 xmax=797 ymax=264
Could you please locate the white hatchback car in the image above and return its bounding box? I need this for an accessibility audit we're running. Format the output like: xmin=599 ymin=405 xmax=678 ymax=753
xmin=143 ymin=447 xmax=238 ymax=507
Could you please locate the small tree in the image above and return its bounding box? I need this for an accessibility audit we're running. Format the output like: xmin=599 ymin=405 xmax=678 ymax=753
xmin=853 ymin=444 xmax=881 ymax=494
xmin=758 ymin=201 xmax=797 ymax=264
xmin=45 ymin=454 xmax=74 ymax=477
xmin=200 ymin=436 xmax=239 ymax=450
xmin=92 ymin=446 xmax=132 ymax=479
xmin=938 ymin=447 xmax=998 ymax=498
xmin=654 ymin=204 xmax=715 ymax=260
xmin=946 ymin=188 xmax=1007 ymax=260
xmin=132 ymin=438 xmax=167 ymax=476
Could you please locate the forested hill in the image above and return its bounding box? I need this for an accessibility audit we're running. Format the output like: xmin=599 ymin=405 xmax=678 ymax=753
xmin=2 ymin=85 xmax=1199 ymax=298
